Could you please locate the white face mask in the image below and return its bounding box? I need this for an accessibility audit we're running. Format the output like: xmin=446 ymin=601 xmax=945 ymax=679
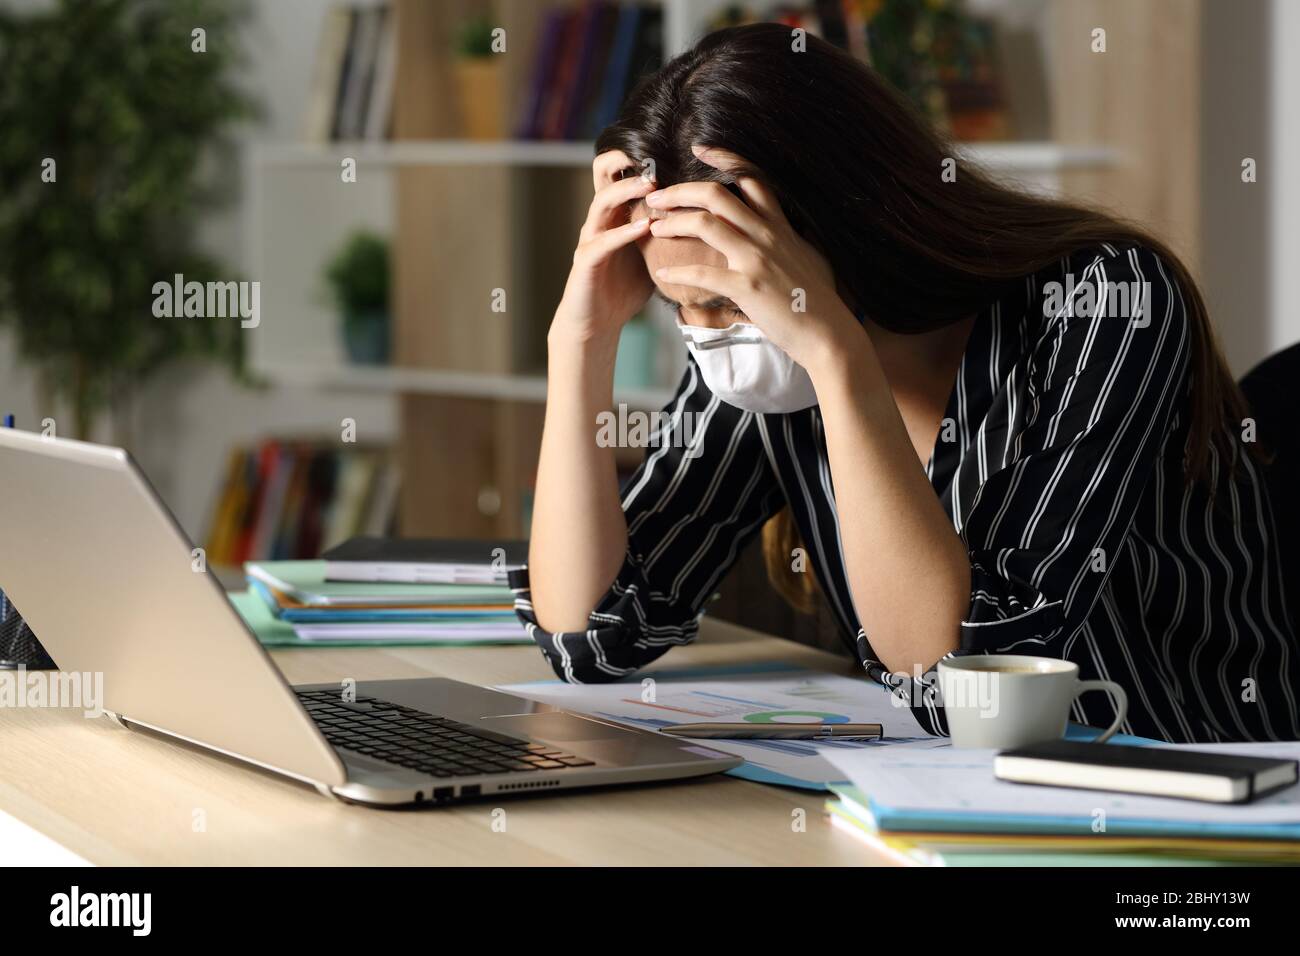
xmin=678 ymin=321 xmax=819 ymax=414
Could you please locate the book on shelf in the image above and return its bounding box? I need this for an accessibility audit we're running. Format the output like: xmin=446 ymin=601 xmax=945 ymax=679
xmin=536 ymin=6 xmax=585 ymax=141
xmin=516 ymin=8 xmax=569 ymax=141
xmin=518 ymin=1 xmax=663 ymax=141
xmin=303 ymin=2 xmax=396 ymax=143
xmin=588 ymin=3 xmax=644 ymax=135
xmin=203 ymin=440 xmax=398 ymax=567
xmin=570 ymin=1 xmax=619 ymax=140
xmin=559 ymin=1 xmax=609 ymax=141
xmin=337 ymin=4 xmax=386 ymax=140
xmin=364 ymin=5 xmax=398 ymax=140
xmin=302 ymin=5 xmax=353 ymax=142
xmin=328 ymin=6 xmax=360 ymax=139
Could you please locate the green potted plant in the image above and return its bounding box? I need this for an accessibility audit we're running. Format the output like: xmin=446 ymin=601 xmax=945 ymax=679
xmin=0 ymin=0 xmax=257 ymax=440
xmin=324 ymin=231 xmax=391 ymax=365
xmin=454 ymin=15 xmax=503 ymax=140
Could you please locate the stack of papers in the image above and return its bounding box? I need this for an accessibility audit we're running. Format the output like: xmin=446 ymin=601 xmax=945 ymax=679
xmin=321 ymin=536 xmax=527 ymax=586
xmin=822 ymin=742 xmax=1300 ymax=866
xmin=234 ymin=560 xmax=530 ymax=646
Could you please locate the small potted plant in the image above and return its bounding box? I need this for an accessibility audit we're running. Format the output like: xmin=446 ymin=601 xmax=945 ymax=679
xmin=325 ymin=231 xmax=391 ymax=365
xmin=454 ymin=15 xmax=502 ymax=140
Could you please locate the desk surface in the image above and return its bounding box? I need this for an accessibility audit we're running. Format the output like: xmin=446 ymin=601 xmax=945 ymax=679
xmin=0 ymin=618 xmax=890 ymax=866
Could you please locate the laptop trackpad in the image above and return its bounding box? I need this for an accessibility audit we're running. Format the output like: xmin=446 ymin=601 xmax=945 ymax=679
xmin=482 ymin=712 xmax=628 ymax=743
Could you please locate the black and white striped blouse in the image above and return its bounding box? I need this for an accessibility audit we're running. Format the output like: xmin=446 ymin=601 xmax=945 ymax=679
xmin=511 ymin=243 xmax=1300 ymax=743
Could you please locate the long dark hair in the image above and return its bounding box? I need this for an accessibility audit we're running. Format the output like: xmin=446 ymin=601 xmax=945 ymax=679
xmin=596 ymin=23 xmax=1247 ymax=612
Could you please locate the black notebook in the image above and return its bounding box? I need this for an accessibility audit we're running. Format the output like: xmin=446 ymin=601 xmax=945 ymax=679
xmin=993 ymin=740 xmax=1299 ymax=804
xmin=321 ymin=537 xmax=528 ymax=586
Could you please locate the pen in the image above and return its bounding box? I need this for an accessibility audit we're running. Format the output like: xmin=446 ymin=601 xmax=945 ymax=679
xmin=661 ymin=722 xmax=883 ymax=740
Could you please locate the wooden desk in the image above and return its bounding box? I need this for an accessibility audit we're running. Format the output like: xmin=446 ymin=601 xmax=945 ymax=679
xmin=0 ymin=618 xmax=889 ymax=865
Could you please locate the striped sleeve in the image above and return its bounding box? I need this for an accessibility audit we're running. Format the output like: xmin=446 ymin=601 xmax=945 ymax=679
xmin=511 ymin=358 xmax=785 ymax=682
xmin=956 ymin=245 xmax=1191 ymax=652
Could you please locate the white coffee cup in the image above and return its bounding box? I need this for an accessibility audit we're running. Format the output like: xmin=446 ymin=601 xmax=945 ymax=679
xmin=936 ymin=654 xmax=1128 ymax=749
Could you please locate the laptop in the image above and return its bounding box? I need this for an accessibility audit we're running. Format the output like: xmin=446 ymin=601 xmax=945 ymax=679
xmin=0 ymin=429 xmax=741 ymax=806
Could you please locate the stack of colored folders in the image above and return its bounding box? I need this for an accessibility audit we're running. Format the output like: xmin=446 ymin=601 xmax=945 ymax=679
xmin=822 ymin=742 xmax=1300 ymax=866
xmin=232 ymin=560 xmax=529 ymax=647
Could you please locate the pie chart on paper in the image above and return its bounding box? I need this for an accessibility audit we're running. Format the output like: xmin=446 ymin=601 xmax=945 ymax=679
xmin=743 ymin=710 xmax=851 ymax=724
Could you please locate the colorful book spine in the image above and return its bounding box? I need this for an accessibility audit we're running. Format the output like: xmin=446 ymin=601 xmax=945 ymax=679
xmin=590 ymin=3 xmax=642 ymax=133
xmin=203 ymin=442 xmax=395 ymax=566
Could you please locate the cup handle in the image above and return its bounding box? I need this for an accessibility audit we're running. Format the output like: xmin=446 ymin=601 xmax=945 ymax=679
xmin=1074 ymin=679 xmax=1128 ymax=743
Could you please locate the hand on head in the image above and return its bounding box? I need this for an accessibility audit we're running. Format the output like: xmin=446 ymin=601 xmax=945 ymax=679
xmin=634 ymin=144 xmax=854 ymax=370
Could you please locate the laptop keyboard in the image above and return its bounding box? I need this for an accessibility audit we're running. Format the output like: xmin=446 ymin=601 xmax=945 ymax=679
xmin=296 ymin=690 xmax=596 ymax=778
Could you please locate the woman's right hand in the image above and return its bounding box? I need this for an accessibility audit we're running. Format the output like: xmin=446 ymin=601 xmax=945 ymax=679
xmin=552 ymin=150 xmax=656 ymax=345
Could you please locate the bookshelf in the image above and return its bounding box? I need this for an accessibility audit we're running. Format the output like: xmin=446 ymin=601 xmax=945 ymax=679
xmin=242 ymin=0 xmax=1193 ymax=558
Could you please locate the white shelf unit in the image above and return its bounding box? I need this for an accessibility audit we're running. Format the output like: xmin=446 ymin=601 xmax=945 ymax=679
xmin=255 ymin=356 xmax=678 ymax=411
xmin=244 ymin=0 xmax=1121 ymax=409
xmin=254 ymin=139 xmax=600 ymax=168
xmin=254 ymin=138 xmax=1118 ymax=172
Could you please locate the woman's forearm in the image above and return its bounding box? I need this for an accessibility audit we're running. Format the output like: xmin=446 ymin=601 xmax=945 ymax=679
xmin=527 ymin=322 xmax=630 ymax=633
xmin=806 ymin=323 xmax=970 ymax=674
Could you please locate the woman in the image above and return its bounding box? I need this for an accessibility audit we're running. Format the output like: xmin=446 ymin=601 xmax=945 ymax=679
xmin=513 ymin=24 xmax=1299 ymax=743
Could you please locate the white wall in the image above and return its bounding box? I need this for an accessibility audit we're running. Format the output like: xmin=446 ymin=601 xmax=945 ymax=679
xmin=1268 ymin=0 xmax=1300 ymax=362
xmin=1200 ymin=0 xmax=1272 ymax=374
xmin=1200 ymin=0 xmax=1300 ymax=376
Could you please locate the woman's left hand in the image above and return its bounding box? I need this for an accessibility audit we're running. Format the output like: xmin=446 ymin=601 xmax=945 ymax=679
xmin=646 ymin=145 xmax=862 ymax=370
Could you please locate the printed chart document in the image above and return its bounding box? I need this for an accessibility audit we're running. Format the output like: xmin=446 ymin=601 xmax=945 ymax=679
xmin=498 ymin=662 xmax=934 ymax=790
